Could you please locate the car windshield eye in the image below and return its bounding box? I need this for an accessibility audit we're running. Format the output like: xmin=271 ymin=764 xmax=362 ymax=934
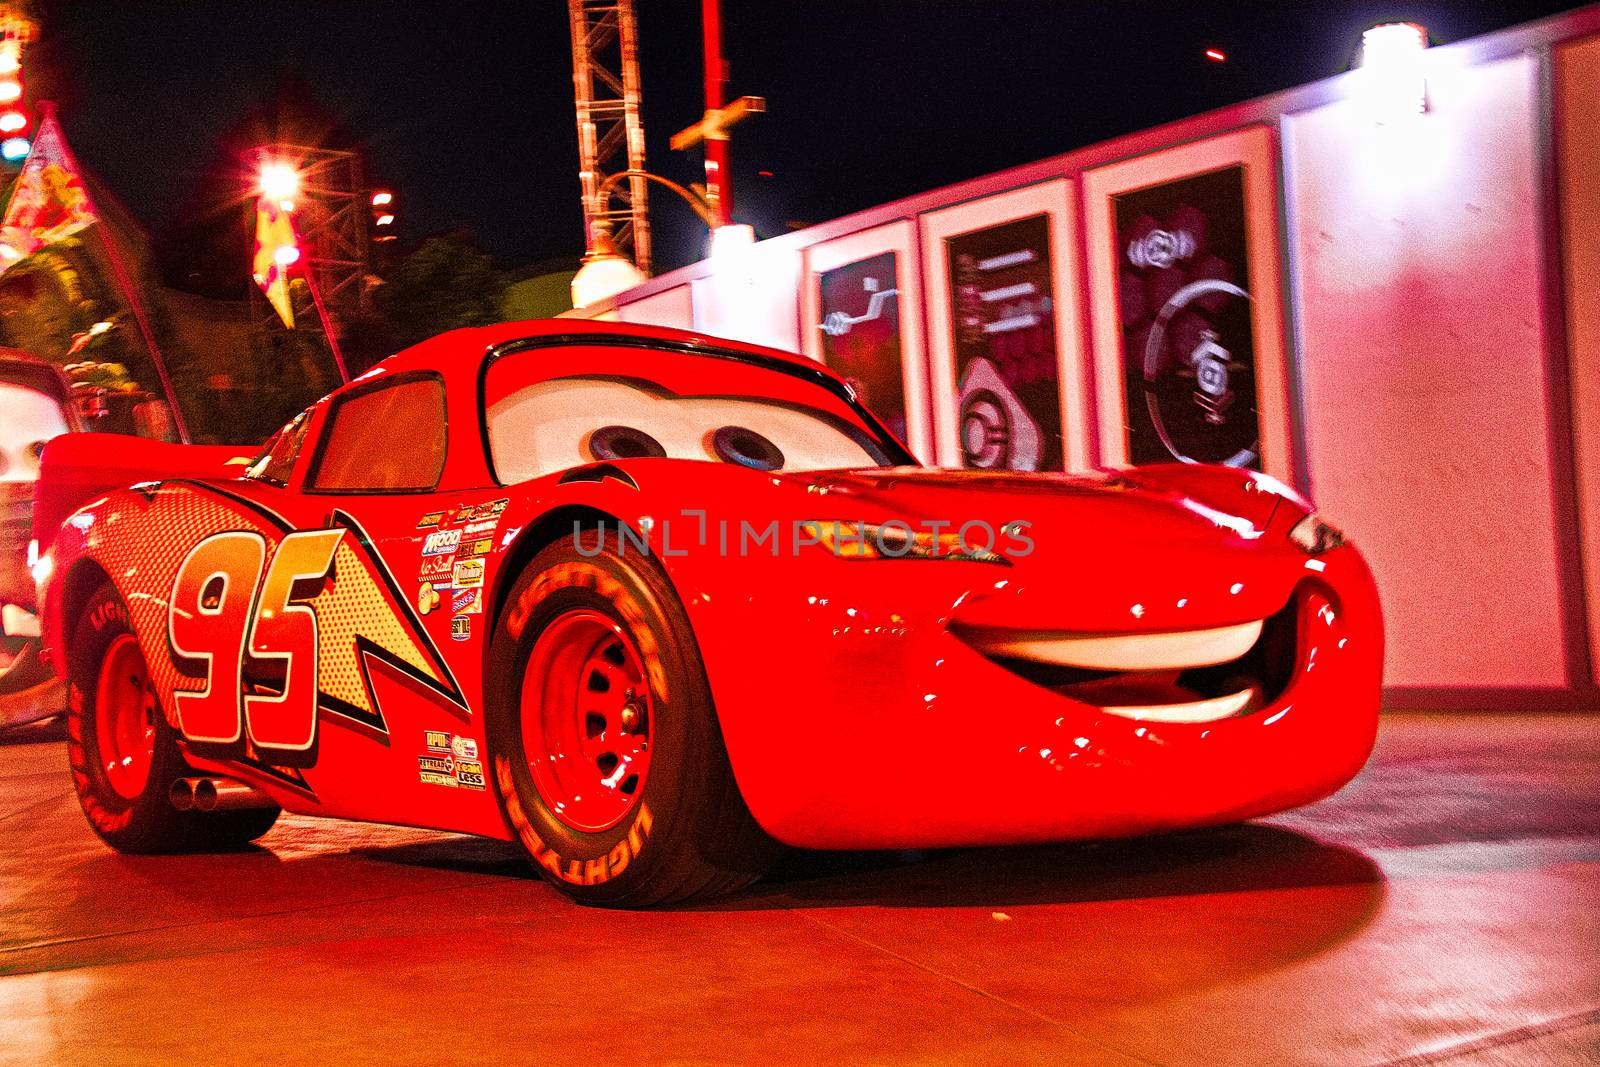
xmin=710 ymin=425 xmax=785 ymax=471
xmin=587 ymin=425 xmax=667 ymax=462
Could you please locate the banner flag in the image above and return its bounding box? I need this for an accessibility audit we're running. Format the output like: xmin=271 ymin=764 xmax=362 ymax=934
xmin=252 ymin=195 xmax=297 ymax=328
xmin=0 ymin=109 xmax=99 ymax=274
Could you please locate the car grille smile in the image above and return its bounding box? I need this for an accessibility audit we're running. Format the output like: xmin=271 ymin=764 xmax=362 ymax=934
xmin=952 ymin=596 xmax=1299 ymax=724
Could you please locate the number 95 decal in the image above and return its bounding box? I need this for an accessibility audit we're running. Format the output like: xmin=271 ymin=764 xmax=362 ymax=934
xmin=167 ymin=529 xmax=343 ymax=765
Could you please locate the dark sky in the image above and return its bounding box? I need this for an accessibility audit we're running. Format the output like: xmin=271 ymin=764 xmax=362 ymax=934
xmin=24 ymin=0 xmax=1584 ymax=273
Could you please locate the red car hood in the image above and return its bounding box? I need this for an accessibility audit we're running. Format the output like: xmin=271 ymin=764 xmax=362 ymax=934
xmin=770 ymin=466 xmax=1310 ymax=634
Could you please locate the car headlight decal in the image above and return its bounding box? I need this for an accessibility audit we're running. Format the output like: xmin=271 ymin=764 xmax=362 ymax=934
xmin=799 ymin=520 xmax=1010 ymax=564
xmin=1288 ymin=513 xmax=1345 ymax=555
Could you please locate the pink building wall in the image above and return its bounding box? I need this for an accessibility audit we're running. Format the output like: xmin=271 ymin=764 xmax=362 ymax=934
xmin=1285 ymin=54 xmax=1569 ymax=692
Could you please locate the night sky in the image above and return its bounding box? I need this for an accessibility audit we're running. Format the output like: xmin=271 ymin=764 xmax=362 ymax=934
xmin=25 ymin=0 xmax=1583 ymax=275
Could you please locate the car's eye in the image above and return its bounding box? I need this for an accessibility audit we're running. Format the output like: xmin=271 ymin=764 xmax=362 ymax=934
xmin=28 ymin=441 xmax=47 ymax=462
xmin=586 ymin=425 xmax=667 ymax=462
xmin=709 ymin=425 xmax=785 ymax=471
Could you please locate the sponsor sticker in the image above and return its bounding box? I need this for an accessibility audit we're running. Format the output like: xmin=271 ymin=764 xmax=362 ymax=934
xmin=450 ymin=614 xmax=471 ymax=641
xmin=455 ymin=758 xmax=486 ymax=790
xmin=417 ymin=583 xmax=443 ymax=616
xmin=425 ymin=731 xmax=452 ymax=753
xmin=416 ymin=511 xmax=445 ymax=529
xmin=423 ymin=529 xmax=462 ymax=556
xmin=462 ymin=519 xmax=498 ymax=536
xmin=448 ymin=505 xmax=475 ymax=525
xmin=419 ymin=553 xmax=454 ymax=581
xmin=452 ymin=588 xmax=482 ymax=615
xmin=451 ymin=735 xmax=478 ymax=760
xmin=457 ymin=537 xmax=495 ymax=559
xmin=453 ymin=558 xmax=485 ymax=589
xmin=418 ymin=753 xmax=454 ymax=776
xmin=419 ymin=771 xmax=458 ymax=789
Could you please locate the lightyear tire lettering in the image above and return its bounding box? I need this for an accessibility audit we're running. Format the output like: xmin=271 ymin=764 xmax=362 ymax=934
xmin=485 ymin=532 xmax=779 ymax=907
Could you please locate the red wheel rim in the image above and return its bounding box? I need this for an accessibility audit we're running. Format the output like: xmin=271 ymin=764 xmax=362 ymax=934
xmin=94 ymin=633 xmax=157 ymax=801
xmin=522 ymin=610 xmax=654 ymax=833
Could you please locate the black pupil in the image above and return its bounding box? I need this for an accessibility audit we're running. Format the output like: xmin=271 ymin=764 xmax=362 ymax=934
xmin=712 ymin=426 xmax=784 ymax=471
xmin=589 ymin=425 xmax=665 ymax=461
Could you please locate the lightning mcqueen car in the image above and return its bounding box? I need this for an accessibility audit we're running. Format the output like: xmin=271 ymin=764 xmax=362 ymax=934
xmin=35 ymin=320 xmax=1381 ymax=906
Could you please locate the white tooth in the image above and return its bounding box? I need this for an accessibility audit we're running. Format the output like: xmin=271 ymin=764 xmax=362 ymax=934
xmin=1101 ymin=687 xmax=1257 ymax=724
xmin=963 ymin=620 xmax=1263 ymax=671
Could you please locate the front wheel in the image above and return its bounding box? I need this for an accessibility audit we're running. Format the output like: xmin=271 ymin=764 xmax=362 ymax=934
xmin=486 ymin=535 xmax=779 ymax=907
xmin=66 ymin=583 xmax=280 ymax=852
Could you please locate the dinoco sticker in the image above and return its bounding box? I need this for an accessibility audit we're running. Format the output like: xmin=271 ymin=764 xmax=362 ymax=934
xmin=450 ymin=615 xmax=471 ymax=641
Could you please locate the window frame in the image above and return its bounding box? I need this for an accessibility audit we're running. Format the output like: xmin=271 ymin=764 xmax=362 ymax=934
xmin=304 ymin=371 xmax=450 ymax=495
xmin=477 ymin=334 xmax=917 ymax=488
xmin=242 ymin=409 xmax=314 ymax=488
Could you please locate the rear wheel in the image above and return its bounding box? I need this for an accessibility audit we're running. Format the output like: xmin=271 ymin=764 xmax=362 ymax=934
xmin=486 ymin=534 xmax=779 ymax=906
xmin=66 ymin=583 xmax=279 ymax=852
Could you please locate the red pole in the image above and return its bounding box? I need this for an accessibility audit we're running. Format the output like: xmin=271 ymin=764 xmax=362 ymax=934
xmin=302 ymin=261 xmax=350 ymax=384
xmin=701 ymin=0 xmax=730 ymax=227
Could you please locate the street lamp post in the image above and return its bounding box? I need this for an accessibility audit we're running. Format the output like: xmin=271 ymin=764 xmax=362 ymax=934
xmin=571 ymin=168 xmax=724 ymax=310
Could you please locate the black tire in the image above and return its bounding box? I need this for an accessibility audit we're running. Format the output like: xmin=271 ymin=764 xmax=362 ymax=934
xmin=66 ymin=583 xmax=280 ymax=853
xmin=486 ymin=533 xmax=780 ymax=907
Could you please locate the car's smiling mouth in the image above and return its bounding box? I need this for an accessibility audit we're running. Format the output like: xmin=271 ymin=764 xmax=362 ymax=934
xmin=951 ymin=597 xmax=1298 ymax=724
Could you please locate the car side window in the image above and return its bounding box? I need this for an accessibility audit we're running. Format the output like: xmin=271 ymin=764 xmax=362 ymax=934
xmin=243 ymin=410 xmax=313 ymax=486
xmin=308 ymin=376 xmax=447 ymax=493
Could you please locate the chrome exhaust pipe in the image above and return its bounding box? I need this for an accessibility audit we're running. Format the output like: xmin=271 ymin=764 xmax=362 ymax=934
xmin=192 ymin=777 xmax=274 ymax=812
xmin=169 ymin=777 xmax=198 ymax=812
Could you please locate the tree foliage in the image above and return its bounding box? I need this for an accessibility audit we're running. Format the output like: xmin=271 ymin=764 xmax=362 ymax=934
xmin=375 ymin=234 xmax=507 ymax=349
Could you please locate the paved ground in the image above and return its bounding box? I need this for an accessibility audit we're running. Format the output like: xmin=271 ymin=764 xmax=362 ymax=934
xmin=0 ymin=712 xmax=1596 ymax=1066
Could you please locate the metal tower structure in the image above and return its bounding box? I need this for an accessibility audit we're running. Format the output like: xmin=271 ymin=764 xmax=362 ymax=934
xmin=569 ymin=0 xmax=651 ymax=272
xmin=262 ymin=144 xmax=369 ymax=322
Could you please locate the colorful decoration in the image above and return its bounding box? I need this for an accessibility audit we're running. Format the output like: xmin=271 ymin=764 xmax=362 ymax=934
xmin=252 ymin=195 xmax=299 ymax=328
xmin=0 ymin=109 xmax=98 ymax=275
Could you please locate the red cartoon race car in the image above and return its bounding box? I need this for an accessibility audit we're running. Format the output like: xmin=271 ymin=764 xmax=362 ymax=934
xmin=34 ymin=320 xmax=1382 ymax=906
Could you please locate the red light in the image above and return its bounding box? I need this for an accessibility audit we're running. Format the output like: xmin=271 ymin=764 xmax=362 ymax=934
xmin=757 ymin=170 xmax=774 ymax=177
xmin=0 ymin=79 xmax=20 ymax=103
xmin=1205 ymin=48 xmax=1227 ymax=62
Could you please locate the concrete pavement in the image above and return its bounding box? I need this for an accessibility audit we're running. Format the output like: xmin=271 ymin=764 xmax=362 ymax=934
xmin=1 ymin=712 xmax=1597 ymax=1065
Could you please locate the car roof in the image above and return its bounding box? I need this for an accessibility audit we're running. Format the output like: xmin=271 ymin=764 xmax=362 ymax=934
xmin=348 ymin=319 xmax=824 ymax=399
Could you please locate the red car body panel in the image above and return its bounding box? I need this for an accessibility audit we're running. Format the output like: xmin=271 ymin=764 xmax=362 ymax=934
xmin=36 ymin=319 xmax=1383 ymax=851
